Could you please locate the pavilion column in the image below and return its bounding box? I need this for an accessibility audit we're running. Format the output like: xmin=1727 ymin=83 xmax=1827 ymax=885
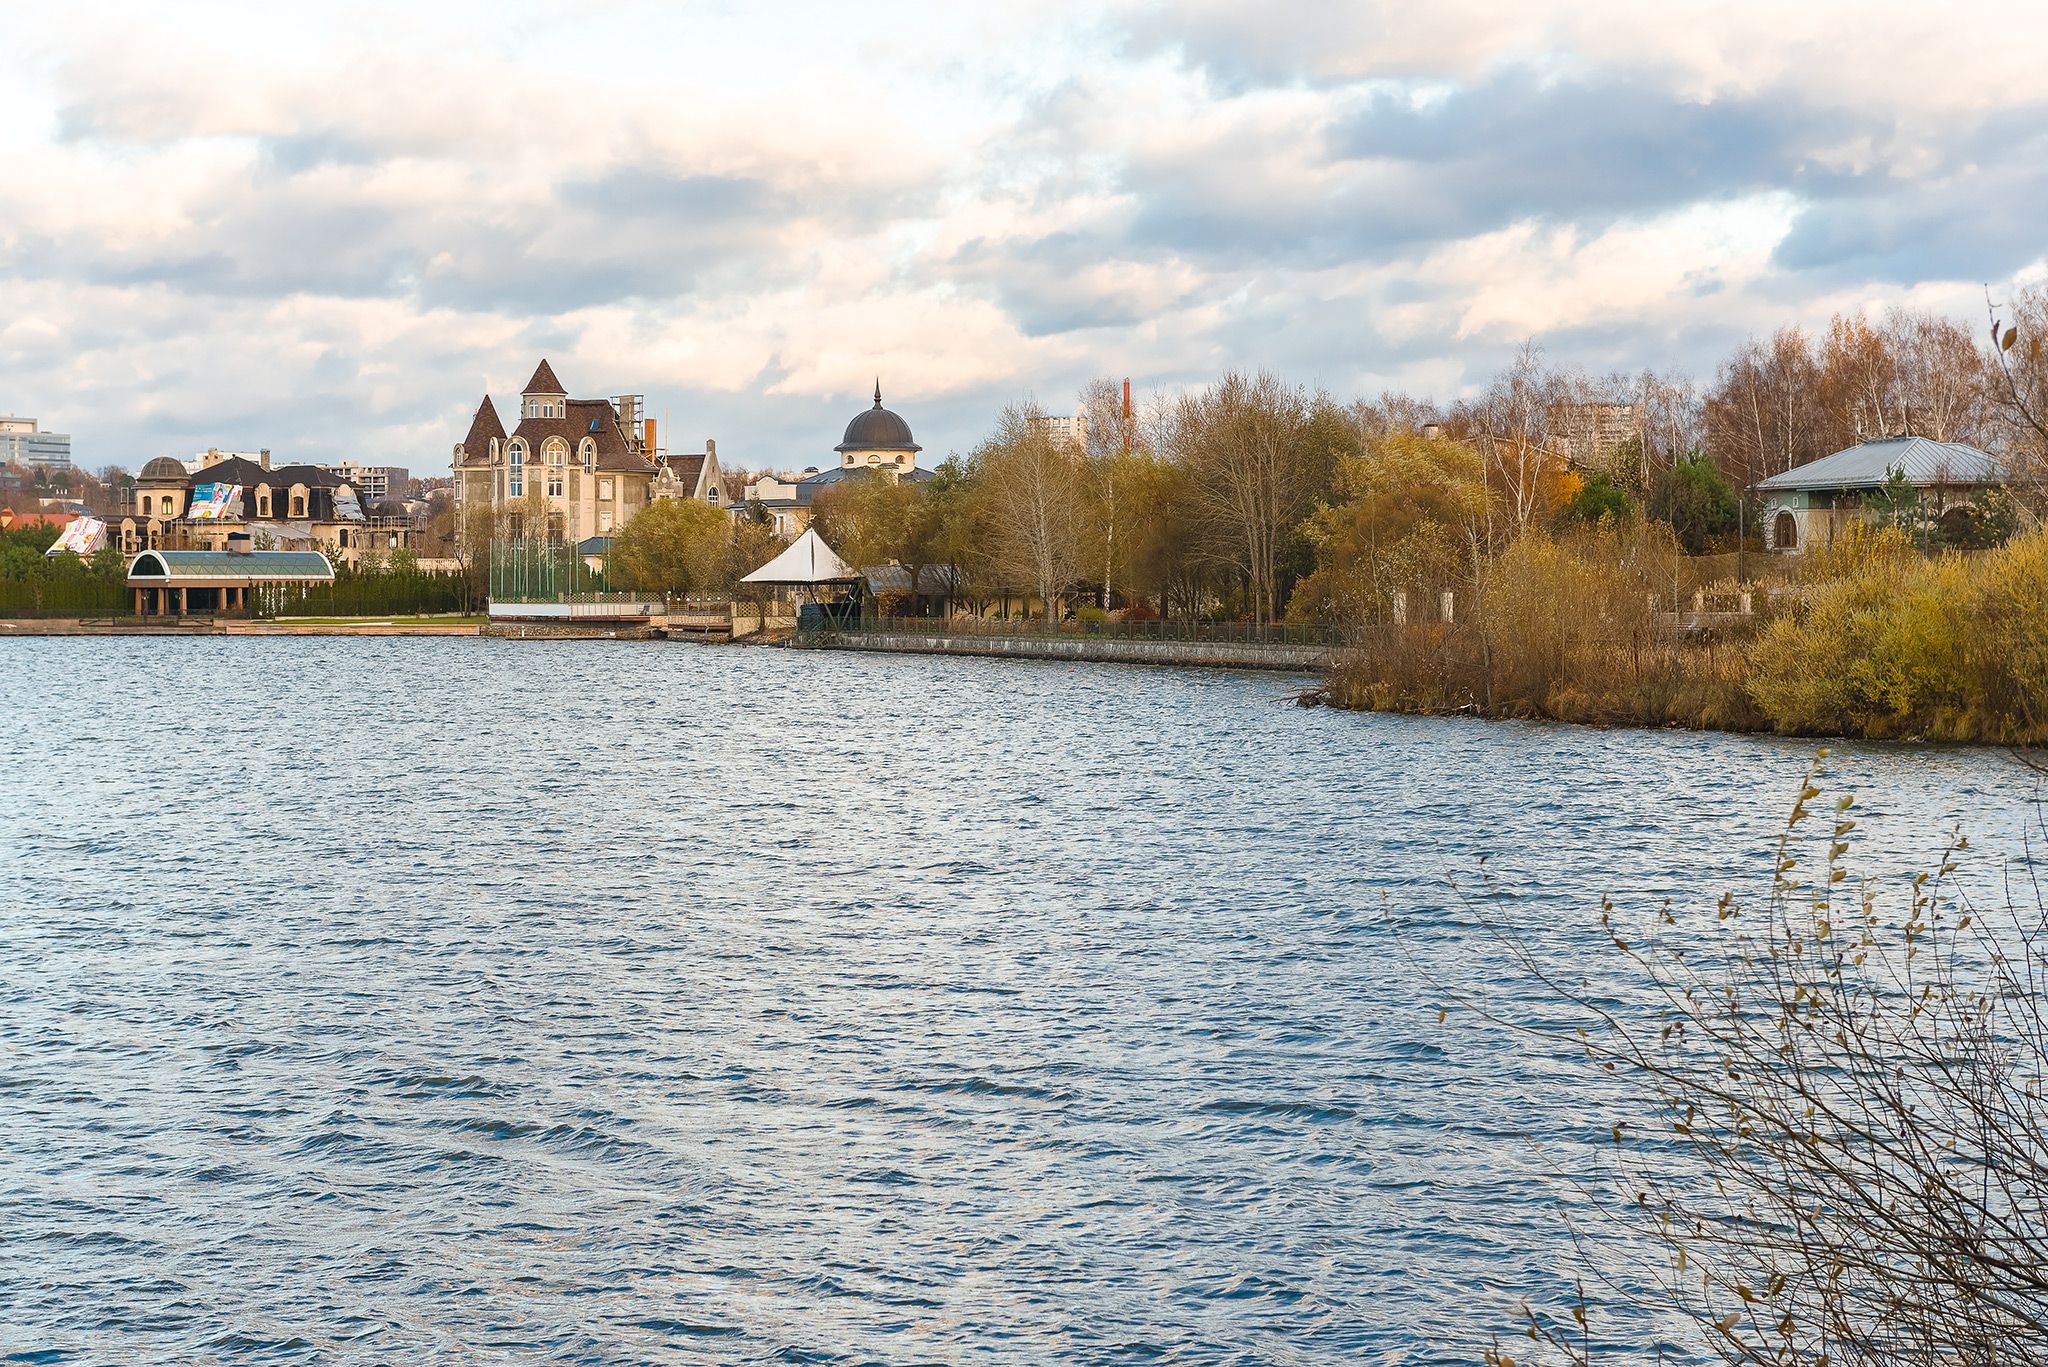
xmin=176 ymin=587 xmax=186 ymax=616
xmin=133 ymin=588 xmax=142 ymax=616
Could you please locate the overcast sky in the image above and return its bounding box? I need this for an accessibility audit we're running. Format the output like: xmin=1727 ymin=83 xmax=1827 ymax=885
xmin=3 ymin=0 xmax=2044 ymax=474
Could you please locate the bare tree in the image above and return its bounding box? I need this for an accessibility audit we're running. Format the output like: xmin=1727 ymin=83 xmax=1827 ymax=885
xmin=973 ymin=399 xmax=1087 ymax=622
xmin=1888 ymin=307 xmax=1987 ymax=443
xmin=1455 ymin=755 xmax=2048 ymax=1367
xmin=1986 ymin=287 xmax=2048 ymax=516
xmin=1167 ymin=369 xmax=1316 ymax=624
xmin=1473 ymin=342 xmax=1573 ymax=530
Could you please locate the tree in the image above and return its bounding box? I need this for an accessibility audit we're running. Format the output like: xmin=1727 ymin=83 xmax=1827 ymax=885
xmin=608 ymin=497 xmax=730 ymax=599
xmin=972 ymin=400 xmax=1087 ymax=621
xmin=1469 ymin=756 xmax=2048 ymax=1367
xmin=1287 ymin=428 xmax=1491 ymax=625
xmin=1167 ymin=369 xmax=1327 ymax=624
xmin=729 ymin=502 xmax=790 ymax=623
xmin=1561 ymin=473 xmax=1632 ymax=525
xmin=1649 ymin=450 xmax=1740 ymax=554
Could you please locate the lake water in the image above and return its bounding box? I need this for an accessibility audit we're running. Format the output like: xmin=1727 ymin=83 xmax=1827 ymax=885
xmin=1 ymin=638 xmax=2037 ymax=1364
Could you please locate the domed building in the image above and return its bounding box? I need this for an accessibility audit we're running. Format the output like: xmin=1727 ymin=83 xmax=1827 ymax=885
xmin=739 ymin=381 xmax=933 ymax=537
xmin=834 ymin=382 xmax=922 ymax=473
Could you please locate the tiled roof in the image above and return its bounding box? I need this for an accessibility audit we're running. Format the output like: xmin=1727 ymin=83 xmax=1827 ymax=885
xmin=190 ymin=457 xmax=346 ymax=490
xmin=509 ymin=399 xmax=653 ymax=474
xmin=1756 ymin=436 xmax=2002 ymax=491
xmin=666 ymin=453 xmax=707 ymax=492
xmin=459 ymin=395 xmax=506 ymax=465
xmin=522 ymin=359 xmax=565 ymax=396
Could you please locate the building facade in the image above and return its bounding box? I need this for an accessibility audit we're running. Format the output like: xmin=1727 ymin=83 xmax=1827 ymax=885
xmin=114 ymin=452 xmax=411 ymax=565
xmin=452 ymin=361 xmax=687 ymax=542
xmin=1 ymin=417 xmax=73 ymax=470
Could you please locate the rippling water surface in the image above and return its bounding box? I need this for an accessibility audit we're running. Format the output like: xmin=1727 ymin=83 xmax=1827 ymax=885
xmin=1 ymin=638 xmax=2036 ymax=1364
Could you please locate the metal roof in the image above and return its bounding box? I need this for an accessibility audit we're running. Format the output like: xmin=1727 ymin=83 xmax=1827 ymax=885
xmin=127 ymin=550 xmax=335 ymax=583
xmin=1755 ymin=436 xmax=2001 ymax=492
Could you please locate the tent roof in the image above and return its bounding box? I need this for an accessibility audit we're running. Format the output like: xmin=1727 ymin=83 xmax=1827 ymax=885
xmin=738 ymin=528 xmax=859 ymax=583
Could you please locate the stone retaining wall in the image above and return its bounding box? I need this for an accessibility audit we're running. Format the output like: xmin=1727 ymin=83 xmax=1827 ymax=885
xmin=798 ymin=630 xmax=1335 ymax=672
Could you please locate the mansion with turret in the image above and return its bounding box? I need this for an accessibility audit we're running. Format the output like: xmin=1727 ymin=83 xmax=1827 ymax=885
xmin=452 ymin=360 xmax=722 ymax=542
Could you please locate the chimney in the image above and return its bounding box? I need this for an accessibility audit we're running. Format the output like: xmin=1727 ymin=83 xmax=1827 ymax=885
xmin=226 ymin=531 xmax=252 ymax=555
xmin=259 ymin=448 xmax=271 ymax=471
xmin=706 ymin=437 xmax=716 ymax=459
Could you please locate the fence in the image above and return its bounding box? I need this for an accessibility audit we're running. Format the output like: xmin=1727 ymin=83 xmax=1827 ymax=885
xmin=821 ymin=615 xmax=1349 ymax=647
xmin=488 ymin=538 xmax=608 ymax=603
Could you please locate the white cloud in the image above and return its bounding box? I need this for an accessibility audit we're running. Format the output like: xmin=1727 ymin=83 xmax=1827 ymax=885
xmin=0 ymin=0 xmax=2043 ymax=467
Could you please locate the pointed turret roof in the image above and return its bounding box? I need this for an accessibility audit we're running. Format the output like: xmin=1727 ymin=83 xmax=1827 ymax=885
xmin=522 ymin=359 xmax=566 ymax=396
xmin=460 ymin=395 xmax=506 ymax=457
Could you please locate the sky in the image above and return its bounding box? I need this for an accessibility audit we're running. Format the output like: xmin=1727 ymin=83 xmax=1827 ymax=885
xmin=3 ymin=0 xmax=2046 ymax=475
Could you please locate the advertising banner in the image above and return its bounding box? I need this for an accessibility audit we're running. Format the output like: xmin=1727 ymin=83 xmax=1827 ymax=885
xmin=45 ymin=517 xmax=107 ymax=557
xmin=189 ymin=483 xmax=243 ymax=520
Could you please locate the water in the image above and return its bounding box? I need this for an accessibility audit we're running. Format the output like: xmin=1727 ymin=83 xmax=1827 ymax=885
xmin=1 ymin=638 xmax=2037 ymax=1364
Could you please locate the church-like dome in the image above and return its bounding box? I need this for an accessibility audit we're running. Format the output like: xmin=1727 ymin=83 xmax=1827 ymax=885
xmin=835 ymin=382 xmax=921 ymax=453
xmin=140 ymin=457 xmax=189 ymax=481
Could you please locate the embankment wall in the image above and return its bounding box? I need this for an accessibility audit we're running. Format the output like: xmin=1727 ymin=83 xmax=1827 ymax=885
xmin=796 ymin=630 xmax=1334 ymax=672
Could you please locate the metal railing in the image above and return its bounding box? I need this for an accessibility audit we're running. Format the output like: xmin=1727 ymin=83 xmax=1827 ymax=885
xmin=818 ymin=615 xmax=1349 ymax=647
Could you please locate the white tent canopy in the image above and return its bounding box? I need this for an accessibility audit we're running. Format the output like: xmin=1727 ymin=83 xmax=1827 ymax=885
xmin=738 ymin=528 xmax=860 ymax=584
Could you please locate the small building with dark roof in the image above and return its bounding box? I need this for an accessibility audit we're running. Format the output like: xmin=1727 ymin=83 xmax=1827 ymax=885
xmin=1756 ymin=436 xmax=2003 ymax=552
xmin=737 ymin=382 xmax=935 ymax=537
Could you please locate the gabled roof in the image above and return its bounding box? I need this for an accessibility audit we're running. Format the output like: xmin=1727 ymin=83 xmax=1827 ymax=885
xmin=1757 ymin=436 xmax=2001 ymax=491
xmin=522 ymin=359 xmax=565 ymax=396
xmin=665 ymin=453 xmax=707 ymax=493
xmin=509 ymin=399 xmax=654 ymax=474
xmin=459 ymin=395 xmax=506 ymax=461
xmin=739 ymin=528 xmax=859 ymax=583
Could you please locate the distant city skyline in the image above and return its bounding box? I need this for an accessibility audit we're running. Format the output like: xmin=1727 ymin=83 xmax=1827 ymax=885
xmin=2 ymin=0 xmax=2044 ymax=471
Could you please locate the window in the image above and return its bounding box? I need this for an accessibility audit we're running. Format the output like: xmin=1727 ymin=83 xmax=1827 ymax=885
xmin=707 ymin=487 xmax=720 ymax=504
xmin=598 ymin=478 xmax=614 ymax=499
xmin=509 ymin=462 xmax=522 ymax=496
xmin=292 ymin=496 xmax=306 ymax=517
xmin=547 ymin=475 xmax=563 ymax=497
xmin=599 ymin=510 xmax=613 ymax=532
xmin=581 ymin=440 xmax=595 ymax=468
xmin=141 ymin=495 xmax=152 ymax=514
xmin=547 ymin=442 xmax=564 ymax=467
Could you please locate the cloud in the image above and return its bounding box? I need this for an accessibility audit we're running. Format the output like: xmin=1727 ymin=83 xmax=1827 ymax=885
xmin=0 ymin=0 xmax=2044 ymax=471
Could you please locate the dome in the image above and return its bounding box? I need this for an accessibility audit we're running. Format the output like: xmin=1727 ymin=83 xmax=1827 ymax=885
xmin=835 ymin=382 xmax=921 ymax=453
xmin=140 ymin=457 xmax=189 ymax=481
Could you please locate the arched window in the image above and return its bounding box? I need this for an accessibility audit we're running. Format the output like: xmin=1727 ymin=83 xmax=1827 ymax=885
xmin=292 ymin=494 xmax=306 ymax=518
xmin=1773 ymin=511 xmax=1797 ymax=550
xmin=580 ymin=439 xmax=596 ymax=468
xmin=545 ymin=439 xmax=566 ymax=467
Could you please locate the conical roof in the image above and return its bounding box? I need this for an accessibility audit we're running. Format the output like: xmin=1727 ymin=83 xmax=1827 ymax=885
xmin=738 ymin=528 xmax=859 ymax=583
xmin=461 ymin=395 xmax=506 ymax=453
xmin=522 ymin=359 xmax=566 ymax=396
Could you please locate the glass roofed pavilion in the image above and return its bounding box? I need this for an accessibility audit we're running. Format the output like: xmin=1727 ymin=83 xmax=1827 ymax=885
xmin=126 ymin=548 xmax=334 ymax=616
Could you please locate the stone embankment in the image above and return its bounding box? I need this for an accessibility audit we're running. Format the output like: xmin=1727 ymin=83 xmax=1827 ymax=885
xmin=1 ymin=618 xmax=481 ymax=636
xmin=795 ymin=629 xmax=1335 ymax=672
